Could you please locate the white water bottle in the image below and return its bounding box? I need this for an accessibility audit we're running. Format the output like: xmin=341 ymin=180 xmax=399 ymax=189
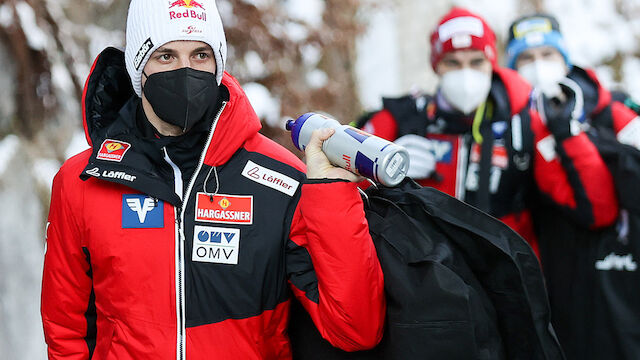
xmin=286 ymin=112 xmax=410 ymax=186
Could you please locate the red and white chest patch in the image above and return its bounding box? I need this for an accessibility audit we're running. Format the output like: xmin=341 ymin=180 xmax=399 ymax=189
xmin=195 ymin=193 xmax=253 ymax=225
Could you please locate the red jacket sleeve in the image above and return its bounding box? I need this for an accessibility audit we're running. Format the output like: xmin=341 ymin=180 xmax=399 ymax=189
xmin=611 ymin=101 xmax=640 ymax=150
xmin=287 ymin=180 xmax=385 ymax=351
xmin=529 ymin=108 xmax=618 ymax=228
xmin=41 ymin=165 xmax=94 ymax=359
xmin=361 ymin=109 xmax=398 ymax=141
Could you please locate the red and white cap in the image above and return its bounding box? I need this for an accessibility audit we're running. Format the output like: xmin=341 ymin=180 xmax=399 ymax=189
xmin=429 ymin=7 xmax=497 ymax=70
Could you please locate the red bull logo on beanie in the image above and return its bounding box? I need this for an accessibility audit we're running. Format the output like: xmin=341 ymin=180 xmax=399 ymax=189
xmin=170 ymin=0 xmax=204 ymax=9
xmin=169 ymin=0 xmax=207 ymax=21
xmin=97 ymin=139 xmax=131 ymax=162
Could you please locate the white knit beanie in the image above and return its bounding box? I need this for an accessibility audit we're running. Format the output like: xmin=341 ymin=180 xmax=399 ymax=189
xmin=125 ymin=0 xmax=227 ymax=97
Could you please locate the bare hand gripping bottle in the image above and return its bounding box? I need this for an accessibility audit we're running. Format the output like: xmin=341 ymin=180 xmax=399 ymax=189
xmin=286 ymin=112 xmax=410 ymax=186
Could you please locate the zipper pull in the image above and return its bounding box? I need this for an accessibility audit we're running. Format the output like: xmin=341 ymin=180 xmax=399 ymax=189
xmin=177 ymin=206 xmax=186 ymax=242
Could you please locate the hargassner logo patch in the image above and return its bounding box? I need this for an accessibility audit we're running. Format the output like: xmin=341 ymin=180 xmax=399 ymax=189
xmin=134 ymin=38 xmax=154 ymax=71
xmin=241 ymin=160 xmax=299 ymax=196
xmin=97 ymin=139 xmax=131 ymax=162
xmin=195 ymin=193 xmax=253 ymax=224
xmin=122 ymin=195 xmax=164 ymax=228
xmin=192 ymin=225 xmax=239 ymax=265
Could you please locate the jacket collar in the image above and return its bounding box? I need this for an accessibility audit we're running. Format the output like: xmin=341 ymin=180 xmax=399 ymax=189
xmin=568 ymin=65 xmax=611 ymax=117
xmin=492 ymin=67 xmax=532 ymax=117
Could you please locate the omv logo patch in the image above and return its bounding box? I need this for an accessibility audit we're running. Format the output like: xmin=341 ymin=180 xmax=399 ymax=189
xmin=122 ymin=195 xmax=164 ymax=229
xmin=192 ymin=225 xmax=240 ymax=265
xmin=197 ymin=229 xmax=236 ymax=244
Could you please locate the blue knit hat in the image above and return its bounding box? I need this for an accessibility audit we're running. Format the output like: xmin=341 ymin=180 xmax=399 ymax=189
xmin=505 ymin=14 xmax=571 ymax=70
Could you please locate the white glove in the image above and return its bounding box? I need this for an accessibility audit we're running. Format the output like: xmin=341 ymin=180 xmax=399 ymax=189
xmin=394 ymin=134 xmax=436 ymax=180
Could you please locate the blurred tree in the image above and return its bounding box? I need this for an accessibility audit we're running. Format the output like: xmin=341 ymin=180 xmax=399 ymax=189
xmin=0 ymin=0 xmax=369 ymax=155
xmin=0 ymin=0 xmax=55 ymax=139
xmin=222 ymin=0 xmax=368 ymax=153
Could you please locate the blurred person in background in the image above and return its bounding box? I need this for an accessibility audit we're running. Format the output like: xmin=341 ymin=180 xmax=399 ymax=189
xmin=358 ymin=7 xmax=618 ymax=258
xmin=506 ymin=14 xmax=640 ymax=360
xmin=40 ymin=0 xmax=385 ymax=358
xmin=506 ymin=13 xmax=640 ymax=150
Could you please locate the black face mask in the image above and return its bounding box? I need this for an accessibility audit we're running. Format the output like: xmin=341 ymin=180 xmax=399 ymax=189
xmin=142 ymin=67 xmax=219 ymax=133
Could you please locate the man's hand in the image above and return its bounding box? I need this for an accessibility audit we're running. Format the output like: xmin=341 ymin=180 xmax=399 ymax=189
xmin=305 ymin=128 xmax=363 ymax=182
xmin=394 ymin=134 xmax=436 ymax=179
xmin=541 ymin=83 xmax=582 ymax=141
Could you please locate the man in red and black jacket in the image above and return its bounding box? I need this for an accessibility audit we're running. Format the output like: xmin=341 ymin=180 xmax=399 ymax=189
xmin=40 ymin=0 xmax=385 ymax=359
xmin=506 ymin=13 xmax=640 ymax=360
xmin=505 ymin=14 xmax=640 ymax=150
xmin=360 ymin=7 xmax=618 ymax=257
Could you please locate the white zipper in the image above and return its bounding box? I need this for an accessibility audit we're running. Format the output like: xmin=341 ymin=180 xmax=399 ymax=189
xmin=455 ymin=134 xmax=470 ymax=200
xmin=164 ymin=101 xmax=228 ymax=360
xmin=163 ymin=148 xmax=185 ymax=360
xmin=181 ymin=103 xmax=227 ymax=215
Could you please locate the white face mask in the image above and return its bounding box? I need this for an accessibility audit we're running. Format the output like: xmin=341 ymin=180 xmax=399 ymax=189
xmin=518 ymin=60 xmax=567 ymax=98
xmin=439 ymin=69 xmax=492 ymax=115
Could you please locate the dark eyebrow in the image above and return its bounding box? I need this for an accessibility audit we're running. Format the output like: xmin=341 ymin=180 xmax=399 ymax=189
xmin=193 ymin=46 xmax=213 ymax=53
xmin=155 ymin=47 xmax=175 ymax=55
